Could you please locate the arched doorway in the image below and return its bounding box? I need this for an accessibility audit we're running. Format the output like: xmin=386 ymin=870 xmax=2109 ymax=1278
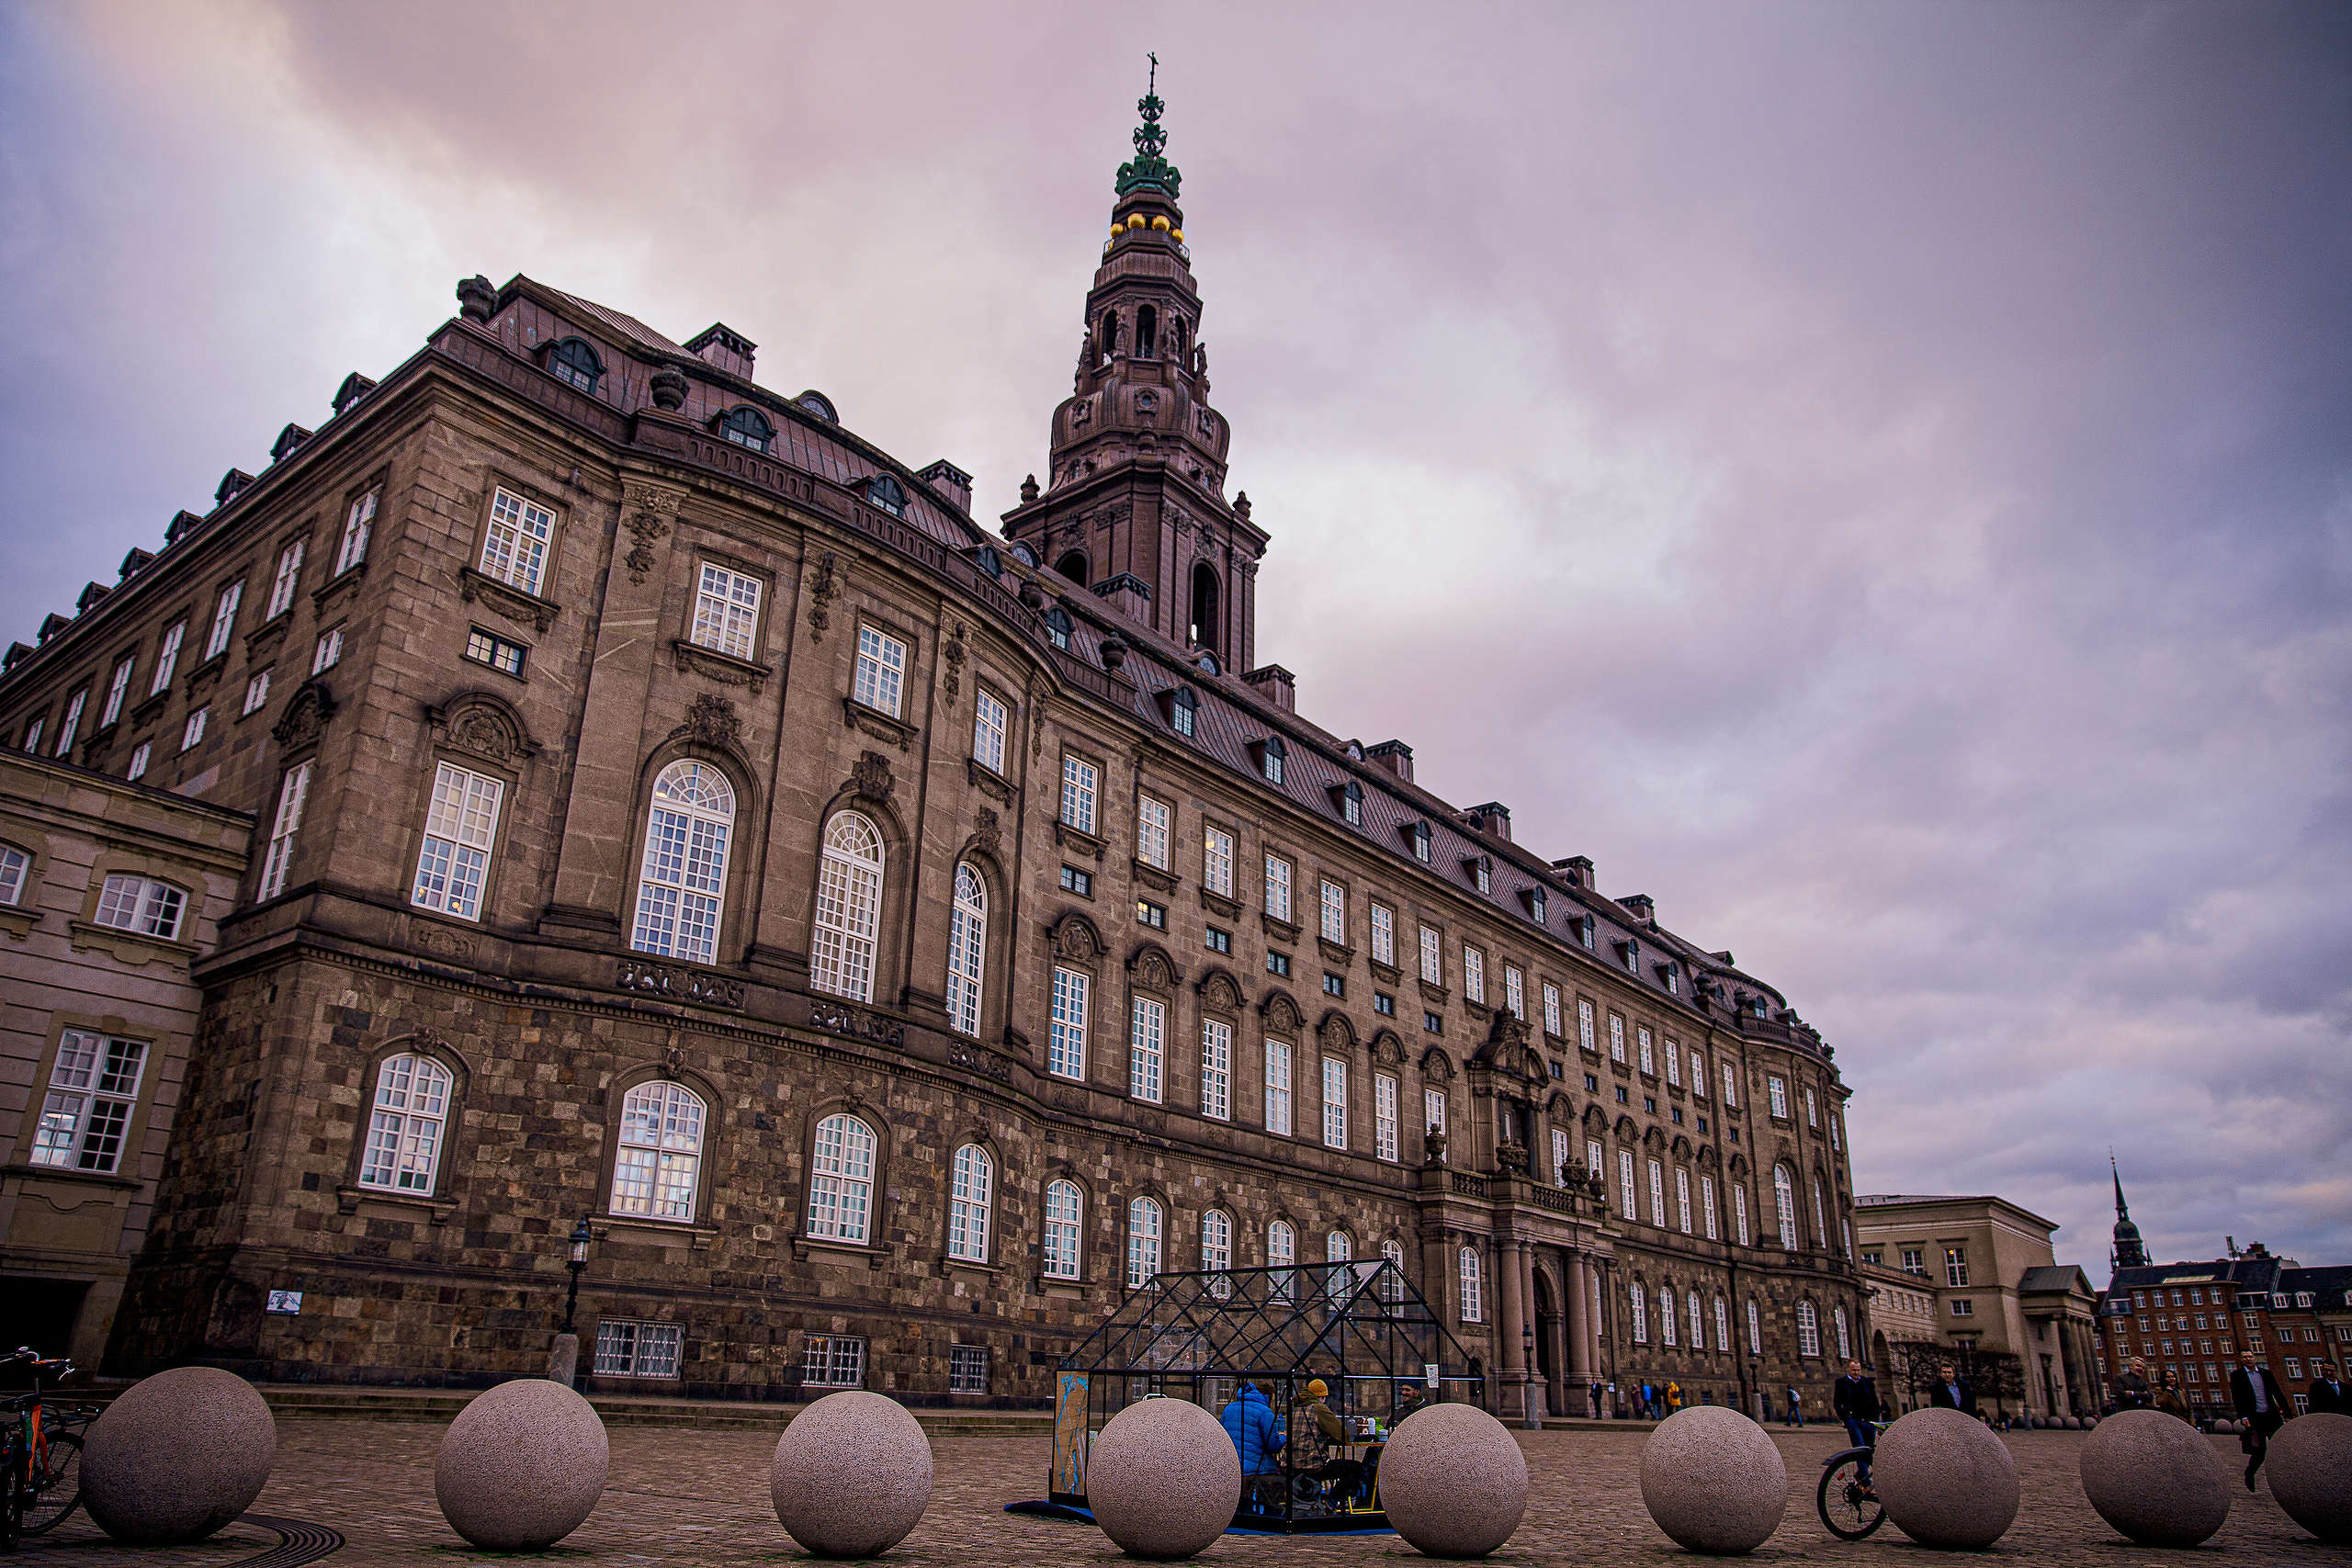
xmin=1532 ymin=1267 xmax=1559 ymax=1415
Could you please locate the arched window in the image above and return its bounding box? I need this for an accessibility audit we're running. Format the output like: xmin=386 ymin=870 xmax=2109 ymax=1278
xmin=1269 ymin=1219 xmax=1296 ymax=1299
xmin=359 ymin=1054 xmax=452 ymax=1193
xmin=1459 ymin=1247 xmax=1484 ymax=1324
xmin=866 ymin=474 xmax=908 ymax=517
xmin=1126 ymin=1195 xmax=1162 ymax=1288
xmin=1660 ymin=1280 xmax=1678 ymax=1344
xmin=611 ymin=1080 xmax=705 ymax=1221
xmin=1797 ymin=1299 xmax=1821 ymax=1358
xmin=1136 ymin=304 xmax=1159 ymax=358
xmin=1045 ymin=608 xmax=1073 ymax=650
xmin=948 ymin=1143 xmax=992 ymax=1261
xmin=1689 ymin=1290 xmax=1705 ymax=1350
xmin=1747 ymin=1297 xmax=1763 ymax=1354
xmin=719 ymin=406 xmax=773 ymax=454
xmin=1188 ymin=562 xmax=1220 ymax=654
xmin=944 ymin=863 xmax=987 ymax=1036
xmin=1043 ymin=1179 xmax=1082 ymax=1279
xmin=1169 ymin=686 xmax=1198 ymax=739
xmin=1833 ymin=1303 xmax=1852 ymax=1360
xmin=1772 ymin=1165 xmax=1798 ymax=1247
xmin=547 ymin=337 xmax=603 ymax=393
xmin=1812 ymin=1175 xmax=1827 ymax=1247
xmin=808 ymin=1113 xmax=876 ymax=1243
xmin=1631 ymin=1281 xmax=1649 ymax=1343
xmin=1201 ymin=1208 xmax=1232 ymax=1271
xmin=1381 ymin=1238 xmax=1407 ymax=1301
xmin=1714 ymin=1295 xmax=1731 ymax=1351
xmin=1055 ymin=551 xmax=1090 ymax=587
xmin=811 ymin=812 xmax=884 ymax=1002
xmin=1326 ymin=1230 xmax=1350 ymax=1262
xmin=631 ymin=761 xmax=735 ymax=964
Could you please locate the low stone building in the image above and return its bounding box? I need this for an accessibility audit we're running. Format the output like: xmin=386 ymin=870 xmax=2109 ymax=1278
xmin=0 ymin=750 xmax=252 ymax=1365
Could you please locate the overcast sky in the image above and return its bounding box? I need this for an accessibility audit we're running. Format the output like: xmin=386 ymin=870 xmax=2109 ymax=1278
xmin=5 ymin=2 xmax=2346 ymax=1272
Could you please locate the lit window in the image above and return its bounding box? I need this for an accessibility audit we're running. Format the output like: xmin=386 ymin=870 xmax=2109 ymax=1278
xmin=359 ymin=1053 xmax=451 ymax=1191
xmin=203 ymin=580 xmax=243 ymax=660
xmin=548 ymin=337 xmax=603 ymax=393
xmin=1136 ymin=794 xmax=1170 ymax=869
xmin=802 ymin=1334 xmax=865 ymax=1387
xmin=1370 ymin=902 xmax=1395 ymax=966
xmin=1203 ymin=825 xmax=1234 ymax=896
xmin=1043 ymin=1179 xmax=1082 ymax=1278
xmin=479 ymin=488 xmax=556 ymax=597
xmin=150 ymin=621 xmax=186 ymax=695
xmin=266 ymin=539 xmax=305 ymax=619
xmin=854 ymin=626 xmax=908 ymax=716
xmin=594 ymin=1319 xmax=683 ymax=1378
xmin=312 ymin=626 xmax=344 ymax=673
xmin=30 ymin=1030 xmax=148 ymax=1173
xmin=1263 ymin=854 xmax=1291 ymax=921
xmin=410 ymin=761 xmax=504 ymax=921
xmin=463 ymin=627 xmax=526 ymax=676
xmin=1264 ymin=1039 xmax=1293 ymax=1135
xmin=973 ymin=688 xmax=1009 ymax=774
xmin=1375 ymin=1074 xmax=1398 ymax=1161
xmin=1319 ymin=879 xmax=1345 ymax=943
xmin=1321 ymin=1055 xmax=1347 ymax=1149
xmin=1060 ymin=753 xmax=1099 ymax=834
xmin=811 ymin=811 xmax=885 ymax=1000
xmin=611 ymin=1080 xmax=705 ymax=1221
xmin=126 ymin=742 xmax=150 ymax=782
xmin=241 ymin=670 xmax=271 ymax=716
xmin=1419 ymin=924 xmax=1442 ymax=984
xmin=948 ymin=1144 xmax=993 ymax=1261
xmin=631 ymin=761 xmax=736 ymax=965
xmin=719 ymin=406 xmax=774 ymax=453
xmin=257 ymin=761 xmax=312 ymax=900
xmin=1048 ymin=966 xmax=1089 ymax=1078
xmin=1136 ymin=897 xmax=1166 ymax=928
xmin=100 ymin=656 xmax=135 ymax=728
xmin=1130 ymin=995 xmax=1166 ymax=1102
xmin=692 ymin=564 xmax=763 ymax=661
xmin=1200 ymin=1019 xmax=1231 ymax=1120
xmin=334 ymin=488 xmax=378 ymax=575
xmin=1459 ymin=1247 xmax=1484 ymax=1323
xmin=94 ymin=874 xmax=185 ymax=941
xmin=181 ymin=706 xmax=208 ymax=751
xmin=808 ymin=1113 xmax=877 ymax=1243
xmin=944 ymin=863 xmax=988 ymax=1037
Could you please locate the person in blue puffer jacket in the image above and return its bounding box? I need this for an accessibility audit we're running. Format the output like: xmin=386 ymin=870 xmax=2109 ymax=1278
xmin=1220 ymin=1381 xmax=1284 ymax=1484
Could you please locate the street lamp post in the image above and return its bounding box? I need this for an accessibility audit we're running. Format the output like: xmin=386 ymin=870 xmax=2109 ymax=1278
xmin=561 ymin=1216 xmax=592 ymax=1335
xmin=548 ymin=1216 xmax=593 ymax=1386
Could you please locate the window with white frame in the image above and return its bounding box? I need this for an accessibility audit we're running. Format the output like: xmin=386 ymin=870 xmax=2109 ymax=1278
xmin=1201 ymin=1207 xmax=1232 ymax=1273
xmin=55 ymin=689 xmax=85 ymax=756
xmin=1773 ymin=1165 xmax=1798 ymax=1247
xmin=1060 ymin=753 xmax=1099 ymax=834
xmin=611 ymin=1080 xmax=705 ymax=1222
xmin=1768 ymin=1075 xmax=1789 ymax=1118
xmin=1747 ymin=1297 xmax=1763 ymax=1354
xmin=1504 ymin=964 xmax=1523 ymax=1020
xmin=1203 ymin=824 xmax=1234 ymax=896
xmin=31 ymin=1030 xmax=148 ymax=1173
xmin=1551 ymin=1127 xmax=1569 ymax=1187
xmin=1370 ymin=902 xmax=1395 ymax=966
xmin=479 ymin=487 xmax=556 ymax=597
xmin=1806 ymin=1086 xmax=1818 ymax=1127
xmin=1380 ymin=1238 xmax=1406 ymax=1299
xmin=802 ymin=1334 xmax=865 ymax=1387
xmin=180 ymin=706 xmax=207 ymax=750
xmin=1609 ymin=1013 xmax=1626 ymax=1063
xmin=257 ymin=761 xmax=312 ymax=900
xmin=150 ymin=620 xmax=186 ymax=695
xmin=100 ymin=656 xmax=134 ymax=728
xmin=1587 ymin=1137 xmax=1604 ymax=1181
xmin=632 ymin=761 xmax=735 ymax=965
xmin=1319 ymin=879 xmax=1345 ymax=943
xmin=1130 ymin=995 xmax=1166 ymax=1102
xmin=411 ymin=761 xmax=504 ymax=921
xmin=1424 ymin=1087 xmax=1447 ymax=1134
xmin=240 ymin=670 xmax=271 ymax=716
xmin=0 ymin=843 xmax=26 ymax=906
xmin=1578 ymin=998 xmax=1596 ymax=1053
xmin=266 ymin=539 xmax=304 ymax=619
xmin=1813 ymin=1178 xmax=1828 ymax=1247
xmin=1136 ymin=794 xmax=1170 ymax=870
xmin=1619 ymin=1148 xmax=1637 ymax=1221
xmin=334 ymin=488 xmax=378 ymax=575
xmin=126 ymin=742 xmax=150 ymax=782
xmin=94 ymin=874 xmax=186 ymax=941
xmin=1043 ymin=1179 xmax=1082 ymax=1279
xmin=808 ymin=1113 xmax=877 ymax=1243
xmin=312 ymin=625 xmax=344 ymax=673
xmin=1419 ymin=924 xmax=1442 ymax=984
xmin=594 ymin=1319 xmax=684 ymax=1378
xmin=1677 ymin=1167 xmax=1693 ymax=1232
xmin=1460 ymin=1247 xmax=1485 ymax=1323
xmin=1269 ymin=1220 xmax=1296 ymax=1298
xmin=1264 ymin=1039 xmax=1293 ymax=1135
xmin=945 ymin=863 xmax=987 ymax=1037
xmin=1374 ymin=1074 xmax=1398 ymax=1162
xmin=811 ymin=811 xmax=884 ymax=1001
xmin=949 ymin=1144 xmax=993 ymax=1261
xmin=1263 ymin=853 xmax=1292 ymax=921
xmin=203 ymin=580 xmax=243 ymax=660
xmin=1830 ymin=1111 xmax=1841 ymax=1151
xmin=1200 ymin=1019 xmax=1231 ymax=1120
xmin=1945 ymin=1246 xmax=1970 ymax=1287
xmin=1049 ymin=967 xmax=1089 ymax=1079
xmin=359 ymin=1053 xmax=452 ymax=1192
xmin=1648 ymin=1157 xmax=1667 ymax=1227
xmin=1722 ymin=1062 xmax=1739 ymax=1106
xmin=1715 ymin=1295 xmax=1731 ymax=1351
xmin=1638 ymin=1026 xmax=1655 ymax=1075
xmin=1543 ymin=983 xmax=1562 ymax=1037
xmin=1464 ymin=946 xmax=1485 ymax=1004
xmin=1692 ymin=1050 xmax=1707 ymax=1095
xmin=1702 ymin=1174 xmax=1719 ymax=1240
xmin=1664 ymin=1037 xmax=1680 ymax=1086
xmin=972 ymin=687 xmax=1009 ymax=774
xmin=1797 ymin=1300 xmax=1821 ymax=1357
xmin=1321 ymin=1056 xmax=1347 ymax=1149
xmin=1834 ymin=1303 xmax=1852 ymax=1359
xmin=1125 ymin=1196 xmax=1162 ymax=1287
xmin=691 ymin=563 xmax=763 ymax=660
xmin=1631 ymin=1281 xmax=1649 ymax=1343
xmin=854 ymin=626 xmax=908 ymax=716
xmin=1661 ymin=1284 xmax=1677 ymax=1345
xmin=1690 ymin=1291 xmax=1705 ymax=1350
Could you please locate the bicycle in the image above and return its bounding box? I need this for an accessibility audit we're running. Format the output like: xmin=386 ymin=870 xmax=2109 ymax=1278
xmin=1815 ymin=1418 xmax=1889 ymax=1541
xmin=2 ymin=1349 xmax=89 ymax=1551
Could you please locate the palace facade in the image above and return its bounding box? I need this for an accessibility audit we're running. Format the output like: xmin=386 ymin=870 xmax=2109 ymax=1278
xmin=0 ymin=85 xmax=1863 ymax=1415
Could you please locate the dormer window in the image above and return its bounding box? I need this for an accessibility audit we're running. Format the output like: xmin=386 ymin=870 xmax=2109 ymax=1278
xmin=1254 ymin=737 xmax=1286 ymax=786
xmin=1162 ymin=685 xmax=1198 ymax=739
xmin=1663 ymin=960 xmax=1680 ymax=995
xmin=1577 ymin=915 xmax=1595 ymax=950
xmin=1011 ymin=542 xmax=1039 ymax=568
xmin=548 ymin=337 xmax=603 ymax=393
xmin=1525 ymin=887 xmax=1547 ymax=924
xmin=867 ymin=474 xmax=908 ymax=517
xmin=1468 ymin=855 xmax=1492 ymax=895
xmin=976 ymin=546 xmax=1001 ymax=578
xmin=1334 ymin=780 xmax=1363 ymax=828
xmin=796 ymin=389 xmax=839 ymax=423
xmin=1045 ymin=609 xmax=1072 ymax=650
xmin=719 ymin=406 xmax=774 ymax=454
xmin=1406 ymin=821 xmax=1431 ymax=863
xmin=1623 ymin=938 xmax=1641 ymax=972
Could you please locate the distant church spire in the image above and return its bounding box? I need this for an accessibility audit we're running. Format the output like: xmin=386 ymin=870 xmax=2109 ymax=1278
xmin=2110 ymin=1154 xmax=2150 ymax=1270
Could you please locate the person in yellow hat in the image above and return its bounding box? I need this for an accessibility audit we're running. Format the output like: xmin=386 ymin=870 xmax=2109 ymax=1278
xmin=1292 ymin=1377 xmax=1361 ymax=1506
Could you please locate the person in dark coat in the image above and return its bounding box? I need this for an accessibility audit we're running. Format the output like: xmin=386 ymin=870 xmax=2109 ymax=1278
xmin=1833 ymin=1359 xmax=1883 ymax=1482
xmin=2308 ymin=1360 xmax=2346 ymax=1416
xmin=2154 ymin=1371 xmax=2192 ymax=1422
xmin=2112 ymin=1357 xmax=2154 ymax=1411
xmin=1928 ymin=1362 xmax=1979 ymax=1416
xmin=2230 ymin=1350 xmax=2289 ymax=1491
xmin=1786 ymin=1384 xmax=1804 ymax=1427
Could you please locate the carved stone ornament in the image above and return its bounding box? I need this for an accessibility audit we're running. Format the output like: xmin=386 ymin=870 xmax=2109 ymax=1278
xmin=410 ymin=1024 xmax=454 ymax=1053
xmin=1048 ymin=913 xmax=1102 ymax=964
xmin=456 ymin=275 xmax=495 ymax=322
xmin=675 ymin=693 xmax=741 ymax=751
xmin=1495 ymin=1138 xmax=1530 ymax=1178
xmin=851 ymin=750 xmax=894 ymax=803
xmin=430 ymin=694 xmax=537 ymax=764
xmin=270 ymin=681 xmax=338 ymax=752
xmin=971 ymin=806 xmax=1001 ymax=860
xmin=650 ymin=364 xmax=688 ymax=412
xmin=660 ymin=1033 xmax=687 ymax=1078
xmin=621 ymin=484 xmax=680 ymax=585
xmin=807 ymin=553 xmax=838 ymax=641
xmin=1423 ymin=1128 xmax=1450 ymax=1168
xmin=942 ymin=622 xmax=967 ymax=703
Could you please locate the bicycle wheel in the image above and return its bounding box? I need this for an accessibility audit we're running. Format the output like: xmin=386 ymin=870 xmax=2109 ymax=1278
xmin=2 ymin=1457 xmax=23 ymax=1552
xmin=21 ymin=1432 xmax=80 ymax=1535
xmin=1815 ymin=1451 xmax=1885 ymax=1541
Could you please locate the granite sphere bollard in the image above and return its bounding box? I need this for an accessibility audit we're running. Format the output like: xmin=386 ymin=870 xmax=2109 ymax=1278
xmin=772 ymin=1390 xmax=934 ymax=1557
xmin=1639 ymin=1406 xmax=1787 ymax=1554
xmin=2079 ymin=1409 xmax=2230 ymax=1547
xmin=1379 ymin=1402 xmax=1529 ymax=1558
xmin=2267 ymin=1413 xmax=2352 ymax=1544
xmin=1086 ymin=1396 xmax=1242 ymax=1559
xmin=435 ymin=1378 xmax=609 ymax=1551
xmin=82 ymin=1366 xmax=277 ymax=1544
xmin=1873 ymin=1407 xmax=2020 ymax=1550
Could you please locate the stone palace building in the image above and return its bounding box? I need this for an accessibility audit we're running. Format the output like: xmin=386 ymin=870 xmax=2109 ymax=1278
xmin=0 ymin=84 xmax=1864 ymax=1415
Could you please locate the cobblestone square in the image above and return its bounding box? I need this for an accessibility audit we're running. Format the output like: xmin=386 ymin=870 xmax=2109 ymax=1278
xmin=18 ymin=1420 xmax=2339 ymax=1565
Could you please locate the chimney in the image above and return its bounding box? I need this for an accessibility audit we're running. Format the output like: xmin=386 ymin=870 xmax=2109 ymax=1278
xmin=1552 ymin=854 xmax=1593 ymax=888
xmin=918 ymin=459 xmax=974 ymax=513
xmin=1366 ymin=739 xmax=1414 ymax=782
xmin=1243 ymin=663 xmax=1296 ymax=713
xmin=1622 ymin=894 xmax=1656 ymax=923
xmin=1465 ymin=802 xmax=1512 ymax=841
xmin=684 ymin=322 xmax=756 ymax=380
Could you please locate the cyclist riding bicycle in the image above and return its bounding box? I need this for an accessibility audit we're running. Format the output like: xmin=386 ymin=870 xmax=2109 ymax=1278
xmin=1831 ymin=1359 xmax=1882 ymax=1484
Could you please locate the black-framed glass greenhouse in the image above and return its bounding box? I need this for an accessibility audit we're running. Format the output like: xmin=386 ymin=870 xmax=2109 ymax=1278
xmin=1045 ymin=1258 xmax=1486 ymax=1532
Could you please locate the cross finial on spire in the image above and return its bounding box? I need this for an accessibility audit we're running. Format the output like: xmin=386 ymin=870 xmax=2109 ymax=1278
xmin=1117 ymin=55 xmax=1182 ymax=198
xmin=1148 ymin=51 xmax=1157 ymax=96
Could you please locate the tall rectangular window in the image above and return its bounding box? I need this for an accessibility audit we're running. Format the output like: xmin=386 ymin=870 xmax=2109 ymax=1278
xmin=1620 ymin=1149 xmax=1638 ymax=1221
xmin=203 ymin=580 xmax=243 ymax=660
xmin=1609 ymin=1013 xmax=1626 ymax=1063
xmin=1263 ymin=854 xmax=1292 ymax=921
xmin=241 ymin=670 xmax=272 ymax=716
xmin=1060 ymin=753 xmax=1099 ymax=834
xmin=1734 ymin=1185 xmax=1750 ymax=1246
xmin=1370 ymin=902 xmax=1395 ymax=965
xmin=54 ymin=689 xmax=86 ymax=756
xmin=1638 ymin=1026 xmax=1655 ymax=1075
xmin=1264 ymin=1040 xmax=1293 ymax=1136
xmin=1692 ymin=1050 xmax=1708 ymax=1096
xmin=1048 ymin=967 xmax=1089 ymax=1079
xmin=1676 ymin=1167 xmax=1692 ymax=1232
xmin=126 ymin=742 xmax=151 ymax=782
xmin=1587 ymin=1137 xmax=1604 ymax=1180
xmin=1504 ymin=965 xmax=1524 ymax=1020
xmin=480 ymin=487 xmax=556 ymax=596
xmin=972 ymin=688 xmax=1008 ymax=773
xmin=181 ymin=706 xmax=209 ymax=751
xmin=1769 ymin=1076 xmax=1789 ymax=1119
xmin=30 ymin=1031 xmax=149 ymax=1173
xmin=1551 ymin=1127 xmax=1569 ymax=1187
xmin=1419 ymin=924 xmax=1442 ymax=983
xmin=266 ymin=538 xmax=305 ymax=619
xmin=100 ymin=656 xmax=135 ymax=728
xmin=691 ymin=563 xmax=763 ymax=660
xmin=1578 ymin=998 xmax=1595 ymax=1053
xmin=1664 ymin=1037 xmax=1681 ymax=1086
xmin=1425 ymin=1087 xmax=1447 ymax=1134
xmin=1318 ymin=879 xmax=1345 ymax=942
xmin=257 ymin=761 xmax=312 ymax=899
xmin=334 ymin=488 xmax=378 ymax=574
xmin=411 ymin=761 xmax=504 ymax=921
xmin=1200 ymin=1019 xmax=1231 ymax=1121
xmin=1702 ymin=1174 xmax=1719 ymax=1240
xmin=1136 ymin=794 xmax=1170 ymax=869
xmin=1129 ymin=995 xmax=1165 ymax=1103
xmin=1805 ymin=1086 xmax=1818 ymax=1127
xmin=1459 ymin=1247 xmax=1484 ymax=1324
xmin=1722 ymin=1062 xmax=1739 ymax=1106
xmin=1464 ymin=946 xmax=1485 ymax=1004
xmin=854 ymin=626 xmax=908 ymax=716
xmin=150 ymin=621 xmax=186 ymax=695
xmin=1647 ymin=1157 xmax=1667 ymax=1226
xmin=1544 ymin=982 xmax=1562 ymax=1037
xmin=1945 ymin=1247 xmax=1970 ymax=1288
xmin=1374 ymin=1074 xmax=1398 ymax=1161
xmin=1320 ymin=1056 xmax=1346 ymax=1149
xmin=1204 ymin=824 xmax=1234 ymax=896
xmin=311 ymin=626 xmax=344 ymax=673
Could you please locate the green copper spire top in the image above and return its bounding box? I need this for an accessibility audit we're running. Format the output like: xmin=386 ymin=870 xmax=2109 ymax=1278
xmin=1115 ymin=53 xmax=1182 ymax=199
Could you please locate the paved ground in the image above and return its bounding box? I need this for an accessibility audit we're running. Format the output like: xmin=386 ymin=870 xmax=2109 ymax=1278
xmin=19 ymin=1421 xmax=2338 ymax=1564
